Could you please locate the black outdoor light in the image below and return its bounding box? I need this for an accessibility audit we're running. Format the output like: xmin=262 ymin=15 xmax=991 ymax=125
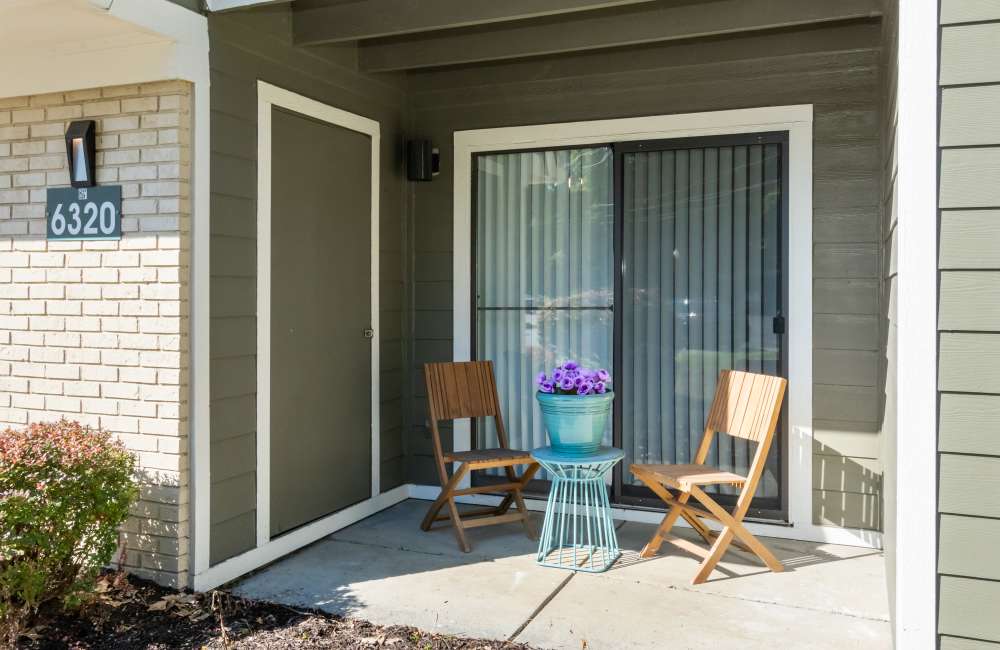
xmin=406 ymin=139 xmax=439 ymax=181
xmin=65 ymin=120 xmax=96 ymax=188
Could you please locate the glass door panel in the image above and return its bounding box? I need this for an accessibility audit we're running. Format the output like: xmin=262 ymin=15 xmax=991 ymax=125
xmin=474 ymin=148 xmax=614 ymax=477
xmin=618 ymin=137 xmax=785 ymax=512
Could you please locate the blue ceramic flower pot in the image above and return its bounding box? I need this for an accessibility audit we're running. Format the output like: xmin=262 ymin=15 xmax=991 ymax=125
xmin=536 ymin=391 xmax=614 ymax=456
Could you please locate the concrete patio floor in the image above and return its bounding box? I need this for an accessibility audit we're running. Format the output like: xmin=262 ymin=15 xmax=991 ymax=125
xmin=231 ymin=499 xmax=891 ymax=649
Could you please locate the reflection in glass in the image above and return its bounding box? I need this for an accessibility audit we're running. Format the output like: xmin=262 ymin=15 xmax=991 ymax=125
xmin=475 ymin=148 xmax=614 ymax=475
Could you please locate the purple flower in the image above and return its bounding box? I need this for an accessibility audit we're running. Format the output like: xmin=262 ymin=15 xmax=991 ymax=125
xmin=559 ymin=377 xmax=575 ymax=391
xmin=579 ymin=379 xmax=595 ymax=394
xmin=573 ymin=375 xmax=584 ymax=387
xmin=563 ymin=360 xmax=579 ymax=371
xmin=553 ymin=368 xmax=564 ymax=382
xmin=539 ymin=380 xmax=555 ymax=394
xmin=536 ymin=372 xmax=547 ymax=386
xmin=594 ymin=381 xmax=607 ymax=394
xmin=596 ymin=369 xmax=610 ymax=382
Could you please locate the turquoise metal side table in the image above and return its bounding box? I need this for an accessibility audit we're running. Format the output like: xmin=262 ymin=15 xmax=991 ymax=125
xmin=532 ymin=446 xmax=624 ymax=573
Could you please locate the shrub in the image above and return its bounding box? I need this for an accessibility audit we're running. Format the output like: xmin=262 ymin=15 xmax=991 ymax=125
xmin=0 ymin=419 xmax=138 ymax=646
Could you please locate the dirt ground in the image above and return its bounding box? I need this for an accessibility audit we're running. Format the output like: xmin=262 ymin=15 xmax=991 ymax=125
xmin=20 ymin=572 xmax=535 ymax=649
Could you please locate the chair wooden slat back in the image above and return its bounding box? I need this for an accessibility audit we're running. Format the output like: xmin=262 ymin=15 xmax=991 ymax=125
xmin=705 ymin=369 xmax=787 ymax=443
xmin=425 ymin=361 xmax=501 ymax=421
xmin=420 ymin=361 xmax=539 ymax=552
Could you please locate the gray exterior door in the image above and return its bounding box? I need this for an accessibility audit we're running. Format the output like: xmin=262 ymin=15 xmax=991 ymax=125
xmin=269 ymin=107 xmax=373 ymax=538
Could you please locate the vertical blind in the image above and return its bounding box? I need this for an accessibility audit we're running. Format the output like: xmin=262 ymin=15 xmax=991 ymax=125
xmin=475 ymin=148 xmax=614 ymax=473
xmin=621 ymin=144 xmax=782 ymax=498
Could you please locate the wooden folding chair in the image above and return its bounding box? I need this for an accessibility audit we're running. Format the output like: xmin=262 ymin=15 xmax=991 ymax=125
xmin=421 ymin=361 xmax=541 ymax=552
xmin=630 ymin=369 xmax=787 ymax=584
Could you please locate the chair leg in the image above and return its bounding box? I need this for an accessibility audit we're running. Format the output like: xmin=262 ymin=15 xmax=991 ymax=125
xmin=640 ymin=499 xmax=687 ymax=558
xmin=421 ymin=463 xmax=468 ymax=531
xmin=692 ymin=526 xmax=734 ymax=584
xmin=445 ymin=497 xmax=472 ymax=552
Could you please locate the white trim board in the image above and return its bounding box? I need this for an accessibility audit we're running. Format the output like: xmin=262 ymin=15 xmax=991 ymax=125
xmin=253 ymin=82 xmax=382 ymax=549
xmin=193 ymin=485 xmax=408 ymax=592
xmin=453 ymin=106 xmax=817 ymax=532
xmin=892 ymin=0 xmax=938 ymax=647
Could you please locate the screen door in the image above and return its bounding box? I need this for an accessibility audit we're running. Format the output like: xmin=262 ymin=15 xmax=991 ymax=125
xmin=615 ymin=134 xmax=787 ymax=515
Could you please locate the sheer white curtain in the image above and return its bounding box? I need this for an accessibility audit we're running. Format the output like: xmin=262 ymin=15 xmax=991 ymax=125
xmin=475 ymin=148 xmax=613 ymax=472
xmin=621 ymin=144 xmax=782 ymax=498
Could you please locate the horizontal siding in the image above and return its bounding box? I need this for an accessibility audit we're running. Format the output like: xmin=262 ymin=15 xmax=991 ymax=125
xmin=939 ymin=393 xmax=1000 ymax=456
xmin=939 ymin=23 xmax=1000 ymax=85
xmin=937 ymin=11 xmax=1000 ymax=646
xmin=940 ymin=86 xmax=1000 ymax=147
xmin=940 ymin=149 xmax=1000 ymax=209
xmin=939 ymin=272 xmax=1000 ymax=330
xmin=939 ymin=333 xmax=1000 ymax=394
xmin=940 ymin=576 xmax=1000 ymax=643
xmin=940 ymin=0 xmax=1000 ymax=24
xmin=940 ymin=210 xmax=1000 ymax=269
xmin=939 ymin=514 xmax=1000 ymax=581
xmin=939 ymin=454 xmax=1000 ymax=519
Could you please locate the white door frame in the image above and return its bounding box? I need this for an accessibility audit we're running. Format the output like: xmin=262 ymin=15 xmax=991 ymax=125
xmin=192 ymin=81 xmax=391 ymax=590
xmin=451 ymin=105 xmax=877 ymax=548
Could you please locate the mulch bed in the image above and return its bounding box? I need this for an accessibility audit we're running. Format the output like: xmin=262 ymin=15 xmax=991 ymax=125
xmin=20 ymin=572 xmax=534 ymax=649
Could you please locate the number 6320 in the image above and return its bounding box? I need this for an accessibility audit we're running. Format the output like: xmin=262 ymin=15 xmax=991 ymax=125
xmin=49 ymin=201 xmax=117 ymax=237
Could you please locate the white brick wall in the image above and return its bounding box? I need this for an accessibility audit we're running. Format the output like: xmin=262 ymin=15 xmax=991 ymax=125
xmin=0 ymin=82 xmax=192 ymax=588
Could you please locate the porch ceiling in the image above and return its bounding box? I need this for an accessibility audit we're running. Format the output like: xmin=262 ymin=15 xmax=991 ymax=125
xmin=290 ymin=0 xmax=883 ymax=72
xmin=232 ymin=499 xmax=891 ymax=649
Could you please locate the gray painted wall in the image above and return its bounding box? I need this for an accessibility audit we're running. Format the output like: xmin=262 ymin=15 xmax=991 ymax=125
xmin=937 ymin=1 xmax=1000 ymax=646
xmin=207 ymin=6 xmax=408 ymax=565
xmin=404 ymin=20 xmax=885 ymax=530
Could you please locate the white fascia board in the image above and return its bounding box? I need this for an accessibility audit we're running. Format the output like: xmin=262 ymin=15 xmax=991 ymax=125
xmin=206 ymin=0 xmax=292 ymax=12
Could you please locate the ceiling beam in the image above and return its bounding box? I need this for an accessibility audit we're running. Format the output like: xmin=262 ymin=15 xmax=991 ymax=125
xmin=293 ymin=0 xmax=657 ymax=46
xmin=358 ymin=0 xmax=882 ymax=72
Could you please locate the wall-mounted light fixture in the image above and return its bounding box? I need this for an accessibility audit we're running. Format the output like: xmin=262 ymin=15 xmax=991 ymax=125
xmin=406 ymin=139 xmax=439 ymax=182
xmin=65 ymin=120 xmax=96 ymax=188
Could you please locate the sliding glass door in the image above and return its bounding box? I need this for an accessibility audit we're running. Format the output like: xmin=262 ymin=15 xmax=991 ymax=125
xmin=472 ymin=134 xmax=787 ymax=515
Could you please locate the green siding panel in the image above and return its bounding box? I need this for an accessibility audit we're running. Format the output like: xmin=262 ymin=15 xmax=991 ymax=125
xmin=939 ymin=514 xmax=1000 ymax=581
xmin=940 ymin=393 xmax=1000 ymax=456
xmin=814 ymin=314 xmax=879 ymax=351
xmin=939 ymin=454 xmax=1000 ymax=519
xmin=939 ymin=576 xmax=1000 ymax=643
xmin=939 ymin=333 xmax=1000 ymax=394
xmin=940 ymin=148 xmax=1000 ymax=209
xmin=940 ymin=210 xmax=1000 ymax=270
xmin=939 ymin=272 xmax=1000 ymax=331
xmin=940 ymin=0 xmax=1000 ymax=24
xmin=941 ymin=86 xmax=1000 ymax=147
xmin=940 ymin=23 xmax=1000 ymax=85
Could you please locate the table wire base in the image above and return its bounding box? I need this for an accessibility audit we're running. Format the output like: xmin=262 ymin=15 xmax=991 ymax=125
xmin=535 ymin=456 xmax=621 ymax=573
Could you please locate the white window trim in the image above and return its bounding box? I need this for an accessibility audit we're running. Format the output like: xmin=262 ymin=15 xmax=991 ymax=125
xmin=451 ymin=106 xmax=877 ymax=548
xmin=193 ymin=81 xmax=386 ymax=591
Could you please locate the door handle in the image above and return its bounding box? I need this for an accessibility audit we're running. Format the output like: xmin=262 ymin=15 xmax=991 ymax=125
xmin=363 ymin=328 xmax=375 ymax=339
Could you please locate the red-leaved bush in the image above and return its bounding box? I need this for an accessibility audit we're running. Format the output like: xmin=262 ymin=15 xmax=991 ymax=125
xmin=0 ymin=419 xmax=138 ymax=646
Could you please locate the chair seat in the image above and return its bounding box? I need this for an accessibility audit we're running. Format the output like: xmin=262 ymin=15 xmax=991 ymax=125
xmin=444 ymin=448 xmax=534 ymax=464
xmin=632 ymin=463 xmax=746 ymax=491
